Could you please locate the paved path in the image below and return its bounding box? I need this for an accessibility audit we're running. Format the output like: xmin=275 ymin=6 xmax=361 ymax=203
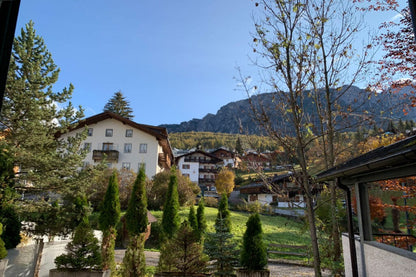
xmin=115 ymin=250 xmax=332 ymax=277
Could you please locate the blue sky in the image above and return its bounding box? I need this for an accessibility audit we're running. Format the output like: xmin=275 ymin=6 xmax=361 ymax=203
xmin=15 ymin=0 xmax=257 ymax=125
xmin=15 ymin=1 xmax=404 ymax=126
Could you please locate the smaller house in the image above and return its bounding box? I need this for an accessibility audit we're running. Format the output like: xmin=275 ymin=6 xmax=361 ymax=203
xmin=239 ymin=173 xmax=306 ymax=209
xmin=210 ymin=147 xmax=238 ymax=168
xmin=241 ymin=152 xmax=271 ymax=170
xmin=176 ymin=150 xmax=223 ymax=195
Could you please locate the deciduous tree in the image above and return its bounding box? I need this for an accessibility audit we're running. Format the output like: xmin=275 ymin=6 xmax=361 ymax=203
xmin=215 ymin=168 xmax=235 ymax=196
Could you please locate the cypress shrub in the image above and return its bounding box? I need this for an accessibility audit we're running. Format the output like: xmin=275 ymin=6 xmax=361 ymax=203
xmin=123 ymin=166 xmax=148 ymax=277
xmin=188 ymin=205 xmax=198 ymax=233
xmin=0 ymin=223 xmax=7 ymax=259
xmin=161 ymin=168 xmax=180 ymax=239
xmin=216 ymin=194 xmax=231 ymax=232
xmin=196 ymin=199 xmax=207 ymax=240
xmin=99 ymin=171 xmax=121 ymax=272
xmin=240 ymin=213 xmax=267 ymax=270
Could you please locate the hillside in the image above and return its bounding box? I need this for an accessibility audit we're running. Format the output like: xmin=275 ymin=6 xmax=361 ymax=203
xmin=161 ymin=86 xmax=416 ymax=135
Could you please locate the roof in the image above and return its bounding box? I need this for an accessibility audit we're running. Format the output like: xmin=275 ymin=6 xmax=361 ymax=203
xmin=316 ymin=135 xmax=416 ymax=185
xmin=60 ymin=111 xmax=173 ymax=162
xmin=175 ymin=149 xmax=223 ymax=164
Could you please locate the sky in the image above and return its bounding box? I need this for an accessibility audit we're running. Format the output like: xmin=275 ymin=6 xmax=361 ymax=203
xmin=14 ymin=0 xmax=404 ymax=126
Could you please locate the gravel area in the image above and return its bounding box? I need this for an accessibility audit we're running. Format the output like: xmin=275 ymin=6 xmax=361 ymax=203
xmin=115 ymin=250 xmax=333 ymax=277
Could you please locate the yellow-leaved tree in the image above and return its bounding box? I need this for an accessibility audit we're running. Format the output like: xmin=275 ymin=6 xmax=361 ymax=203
xmin=215 ymin=168 xmax=235 ymax=196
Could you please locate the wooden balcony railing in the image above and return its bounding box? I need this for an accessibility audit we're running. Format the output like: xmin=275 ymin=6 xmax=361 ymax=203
xmin=92 ymin=150 xmax=119 ymax=162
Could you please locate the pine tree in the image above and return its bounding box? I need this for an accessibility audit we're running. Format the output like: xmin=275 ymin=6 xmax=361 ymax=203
xmin=103 ymin=91 xmax=134 ymax=119
xmin=240 ymin=213 xmax=267 ymax=271
xmin=55 ymin=216 xmax=102 ymax=270
xmin=99 ymin=172 xmax=121 ymax=272
xmin=158 ymin=221 xmax=208 ymax=275
xmin=0 ymin=21 xmax=86 ymax=237
xmin=188 ymin=205 xmax=198 ymax=233
xmin=216 ymin=194 xmax=231 ymax=232
xmin=161 ymin=168 xmax=180 ymax=239
xmin=196 ymin=199 xmax=207 ymax=240
xmin=204 ymin=217 xmax=239 ymax=276
xmin=235 ymin=137 xmax=243 ymax=154
xmin=123 ymin=166 xmax=148 ymax=277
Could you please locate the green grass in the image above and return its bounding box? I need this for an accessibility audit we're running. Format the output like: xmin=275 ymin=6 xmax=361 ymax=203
xmin=150 ymin=207 xmax=310 ymax=260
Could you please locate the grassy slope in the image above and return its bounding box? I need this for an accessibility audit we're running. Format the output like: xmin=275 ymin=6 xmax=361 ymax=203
xmin=151 ymin=207 xmax=310 ymax=255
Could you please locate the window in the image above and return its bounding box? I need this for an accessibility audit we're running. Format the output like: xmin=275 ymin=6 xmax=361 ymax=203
xmin=125 ymin=129 xmax=133 ymax=137
xmin=124 ymin=143 xmax=132 ymax=153
xmin=138 ymin=163 xmax=146 ymax=172
xmin=84 ymin=143 xmax=91 ymax=152
xmin=122 ymin=162 xmax=131 ymax=170
xmin=83 ymin=161 xmax=90 ymax=168
xmin=139 ymin=143 xmax=147 ymax=153
xmin=105 ymin=129 xmax=113 ymax=137
xmin=183 ymin=173 xmax=190 ymax=178
xmin=182 ymin=164 xmax=190 ymax=170
xmin=87 ymin=128 xmax=93 ymax=136
xmin=102 ymin=143 xmax=113 ymax=151
xmin=107 ymin=163 xmax=112 ymax=168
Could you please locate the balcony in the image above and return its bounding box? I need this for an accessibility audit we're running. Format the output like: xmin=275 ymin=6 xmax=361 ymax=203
xmin=92 ymin=150 xmax=119 ymax=162
xmin=198 ymin=177 xmax=215 ymax=184
xmin=199 ymin=167 xmax=218 ymax=173
xmin=184 ymin=157 xmax=215 ymax=164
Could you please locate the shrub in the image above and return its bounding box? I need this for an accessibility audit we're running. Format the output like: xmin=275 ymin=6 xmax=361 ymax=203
xmin=204 ymin=196 xmax=218 ymax=208
xmin=216 ymin=194 xmax=231 ymax=232
xmin=54 ymin=217 xmax=102 ymax=270
xmin=240 ymin=213 xmax=267 ymax=270
xmin=161 ymin=168 xmax=180 ymax=239
xmin=0 ymin=205 xmax=21 ymax=249
xmin=196 ymin=199 xmax=207 ymax=240
xmin=158 ymin=221 xmax=208 ymax=274
xmin=0 ymin=223 xmax=7 ymax=259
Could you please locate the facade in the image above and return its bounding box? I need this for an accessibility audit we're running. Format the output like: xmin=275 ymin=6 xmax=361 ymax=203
xmin=210 ymin=147 xmax=238 ymax=168
xmin=60 ymin=111 xmax=173 ymax=177
xmin=239 ymin=173 xmax=306 ymax=208
xmin=241 ymin=152 xmax=271 ymax=170
xmin=176 ymin=150 xmax=223 ymax=194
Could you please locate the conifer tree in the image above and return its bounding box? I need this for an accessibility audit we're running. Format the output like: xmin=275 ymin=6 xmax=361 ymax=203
xmin=235 ymin=137 xmax=243 ymax=154
xmin=55 ymin=216 xmax=102 ymax=270
xmin=188 ymin=205 xmax=198 ymax=233
xmin=240 ymin=213 xmax=267 ymax=271
xmin=216 ymin=194 xmax=231 ymax=232
xmin=0 ymin=223 xmax=7 ymax=259
xmin=161 ymin=168 xmax=180 ymax=239
xmin=103 ymin=91 xmax=134 ymax=119
xmin=1 ymin=21 xmax=86 ymax=237
xmin=99 ymin=172 xmax=121 ymax=273
xmin=204 ymin=217 xmax=239 ymax=276
xmin=123 ymin=166 xmax=147 ymax=277
xmin=158 ymin=221 xmax=208 ymax=275
xmin=196 ymin=199 xmax=207 ymax=240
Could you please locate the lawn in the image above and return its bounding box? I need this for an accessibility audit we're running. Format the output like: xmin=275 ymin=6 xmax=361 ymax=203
xmin=150 ymin=207 xmax=310 ymax=260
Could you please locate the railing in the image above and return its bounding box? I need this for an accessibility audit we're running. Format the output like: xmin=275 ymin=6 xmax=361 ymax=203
xmin=199 ymin=168 xmax=218 ymax=173
xmin=92 ymin=150 xmax=119 ymax=162
xmin=198 ymin=177 xmax=215 ymax=184
xmin=184 ymin=157 xmax=216 ymax=164
xmin=373 ymin=233 xmax=416 ymax=251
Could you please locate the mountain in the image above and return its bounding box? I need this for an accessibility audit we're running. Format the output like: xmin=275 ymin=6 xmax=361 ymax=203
xmin=160 ymin=86 xmax=416 ymax=135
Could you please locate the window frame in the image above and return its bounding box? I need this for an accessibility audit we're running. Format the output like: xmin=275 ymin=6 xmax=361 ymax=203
xmin=124 ymin=143 xmax=132 ymax=153
xmin=125 ymin=129 xmax=133 ymax=137
xmin=87 ymin=128 xmax=93 ymax=136
xmin=122 ymin=162 xmax=131 ymax=170
xmin=139 ymin=143 xmax=147 ymax=153
xmin=105 ymin=129 xmax=113 ymax=137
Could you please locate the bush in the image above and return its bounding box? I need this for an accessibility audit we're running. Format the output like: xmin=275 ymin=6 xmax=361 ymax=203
xmin=55 ymin=217 xmax=102 ymax=270
xmin=147 ymin=170 xmax=200 ymax=210
xmin=0 ymin=205 xmax=21 ymax=249
xmin=0 ymin=223 xmax=7 ymax=259
xmin=240 ymin=213 xmax=267 ymax=270
xmin=203 ymin=197 xmax=218 ymax=208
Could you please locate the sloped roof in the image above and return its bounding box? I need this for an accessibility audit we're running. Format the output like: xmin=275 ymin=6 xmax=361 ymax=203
xmin=60 ymin=111 xmax=173 ymax=162
xmin=175 ymin=149 xmax=223 ymax=164
xmin=317 ymin=135 xmax=416 ymax=185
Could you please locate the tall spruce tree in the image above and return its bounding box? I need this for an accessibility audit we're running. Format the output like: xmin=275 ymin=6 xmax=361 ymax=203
xmin=204 ymin=217 xmax=239 ymax=276
xmin=103 ymin=91 xmax=134 ymax=119
xmin=99 ymin=172 xmax=121 ymax=272
xmin=123 ymin=166 xmax=148 ymax=277
xmin=216 ymin=194 xmax=231 ymax=232
xmin=0 ymin=21 xmax=86 ymax=238
xmin=161 ymin=167 xmax=180 ymax=239
xmin=196 ymin=199 xmax=207 ymax=240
